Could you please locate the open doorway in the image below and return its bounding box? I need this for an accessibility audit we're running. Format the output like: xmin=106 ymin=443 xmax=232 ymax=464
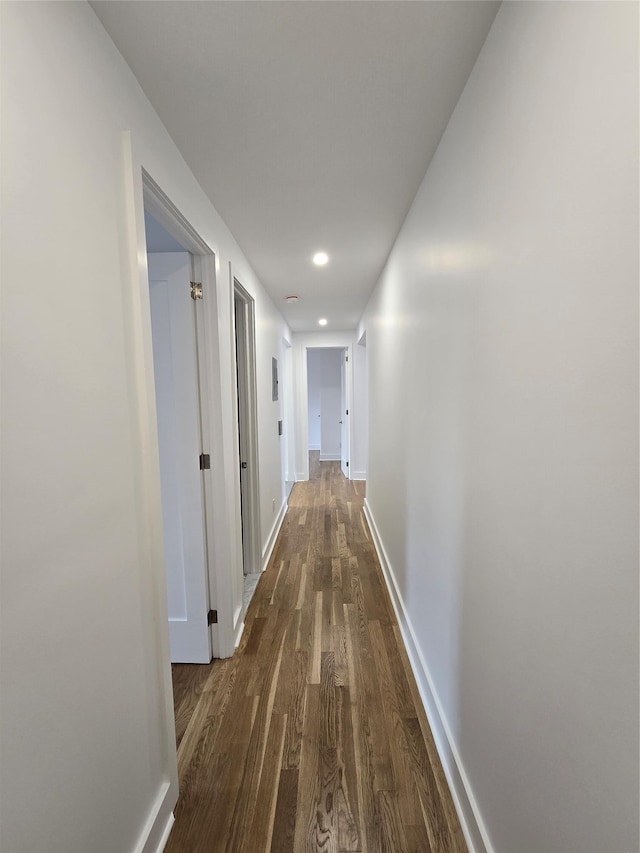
xmin=144 ymin=208 xmax=214 ymax=665
xmin=306 ymin=347 xmax=349 ymax=480
xmin=232 ymin=279 xmax=261 ymax=605
xmin=122 ymin=152 xmax=238 ymax=835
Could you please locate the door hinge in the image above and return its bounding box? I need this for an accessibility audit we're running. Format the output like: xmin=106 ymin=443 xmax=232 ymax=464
xmin=346 ymin=409 xmax=349 ymax=415
xmin=208 ymin=609 xmax=218 ymax=625
xmin=199 ymin=453 xmax=211 ymax=470
xmin=190 ymin=281 xmax=203 ymax=300
xmin=346 ymin=356 xmax=349 ymax=362
xmin=346 ymin=461 xmax=349 ymax=467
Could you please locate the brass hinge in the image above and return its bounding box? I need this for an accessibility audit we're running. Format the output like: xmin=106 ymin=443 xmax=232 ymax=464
xmin=190 ymin=281 xmax=203 ymax=300
xmin=199 ymin=453 xmax=211 ymax=470
xmin=208 ymin=609 xmax=218 ymax=625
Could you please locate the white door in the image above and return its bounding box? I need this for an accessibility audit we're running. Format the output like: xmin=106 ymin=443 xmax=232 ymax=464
xmin=148 ymin=252 xmax=211 ymax=663
xmin=340 ymin=349 xmax=350 ymax=478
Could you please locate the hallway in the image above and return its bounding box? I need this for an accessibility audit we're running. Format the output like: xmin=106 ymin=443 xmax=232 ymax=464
xmin=167 ymin=456 xmax=466 ymax=852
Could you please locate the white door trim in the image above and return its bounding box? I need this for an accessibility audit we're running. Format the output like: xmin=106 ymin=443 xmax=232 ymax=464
xmin=120 ymin=133 xmax=237 ymax=677
xmin=120 ymin=130 xmax=245 ymax=851
xmin=142 ymin=170 xmax=236 ymax=661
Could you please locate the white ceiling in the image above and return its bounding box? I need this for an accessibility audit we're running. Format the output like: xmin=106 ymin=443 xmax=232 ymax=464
xmin=92 ymin=1 xmax=500 ymax=332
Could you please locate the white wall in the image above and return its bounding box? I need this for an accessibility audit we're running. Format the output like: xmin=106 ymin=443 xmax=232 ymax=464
xmin=0 ymin=3 xmax=289 ymax=851
xmin=360 ymin=4 xmax=638 ymax=852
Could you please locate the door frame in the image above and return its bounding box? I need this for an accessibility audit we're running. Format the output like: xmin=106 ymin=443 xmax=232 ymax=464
xmin=143 ymin=172 xmax=236 ymax=660
xmin=231 ymin=275 xmax=262 ymax=577
xmin=122 ymin=139 xmax=236 ymax=662
xmin=121 ymin=132 xmax=240 ymax=844
xmin=300 ymin=342 xmax=354 ymax=481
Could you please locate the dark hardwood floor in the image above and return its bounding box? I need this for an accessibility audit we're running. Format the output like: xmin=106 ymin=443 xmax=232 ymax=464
xmin=168 ymin=454 xmax=466 ymax=852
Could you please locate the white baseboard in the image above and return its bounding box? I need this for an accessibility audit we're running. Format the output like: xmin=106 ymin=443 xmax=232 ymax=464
xmin=234 ymin=617 xmax=245 ymax=649
xmin=262 ymin=499 xmax=287 ymax=571
xmin=231 ymin=597 xmax=245 ymax=650
xmin=295 ymin=472 xmax=307 ymax=482
xmin=362 ymin=499 xmax=493 ymax=853
xmin=155 ymin=812 xmax=175 ymax=853
xmin=134 ymin=781 xmax=177 ymax=853
xmin=319 ymin=453 xmax=340 ymax=461
xmin=351 ymin=470 xmax=366 ymax=481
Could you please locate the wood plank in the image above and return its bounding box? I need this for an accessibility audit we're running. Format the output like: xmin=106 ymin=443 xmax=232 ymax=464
xmin=404 ymin=715 xmax=467 ymax=853
xmin=172 ymin=659 xmax=219 ymax=749
xmin=224 ymin=629 xmax=287 ymax=852
xmin=282 ymin=649 xmax=308 ymax=770
xmin=309 ymin=591 xmax=323 ymax=684
xmin=393 ymin=624 xmax=467 ymax=852
xmin=245 ymin=712 xmax=287 ymax=853
xmin=378 ymin=789 xmax=409 ymax=853
xmin=271 ymin=768 xmax=298 ymax=853
xmin=336 ymin=686 xmax=361 ymax=852
xmin=320 ymin=651 xmax=337 ymax=750
xmin=369 ymin=619 xmax=421 ymax=826
xmin=293 ymin=684 xmax=321 ymax=853
xmin=176 ymin=657 xmax=237 ymax=780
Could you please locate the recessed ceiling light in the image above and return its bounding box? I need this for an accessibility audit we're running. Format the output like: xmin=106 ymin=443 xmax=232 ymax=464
xmin=318 ymin=318 xmax=328 ymax=326
xmin=285 ymin=295 xmax=299 ymax=303
xmin=312 ymin=252 xmax=329 ymax=266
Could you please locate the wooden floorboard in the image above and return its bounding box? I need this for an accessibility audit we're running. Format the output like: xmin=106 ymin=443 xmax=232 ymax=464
xmin=166 ymin=454 xmax=467 ymax=853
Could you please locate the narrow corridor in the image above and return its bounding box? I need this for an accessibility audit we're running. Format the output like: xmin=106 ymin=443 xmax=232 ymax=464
xmin=167 ymin=456 xmax=466 ymax=852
